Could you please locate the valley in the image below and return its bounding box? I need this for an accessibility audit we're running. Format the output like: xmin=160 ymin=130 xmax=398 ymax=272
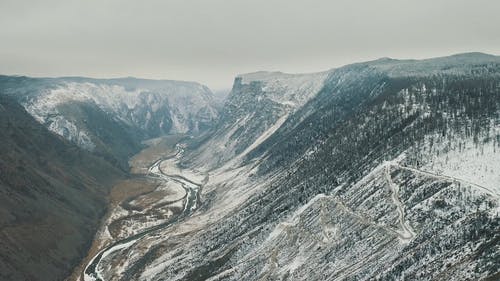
xmin=75 ymin=53 xmax=499 ymax=281
xmin=69 ymin=136 xmax=206 ymax=281
xmin=1 ymin=53 xmax=499 ymax=281
xmin=3 ymin=1 xmax=500 ymax=280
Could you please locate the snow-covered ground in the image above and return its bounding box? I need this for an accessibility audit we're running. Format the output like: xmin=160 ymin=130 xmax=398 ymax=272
xmin=422 ymin=139 xmax=500 ymax=195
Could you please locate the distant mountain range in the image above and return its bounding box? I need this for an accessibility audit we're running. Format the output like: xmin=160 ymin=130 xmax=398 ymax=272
xmin=0 ymin=76 xmax=219 ymax=169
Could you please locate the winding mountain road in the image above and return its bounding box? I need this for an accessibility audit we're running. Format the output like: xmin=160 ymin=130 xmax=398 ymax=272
xmin=384 ymin=163 xmax=416 ymax=242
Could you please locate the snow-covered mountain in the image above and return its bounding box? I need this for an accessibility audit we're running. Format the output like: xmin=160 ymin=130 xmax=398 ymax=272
xmin=86 ymin=53 xmax=500 ymax=281
xmin=2 ymin=53 xmax=498 ymax=281
xmin=0 ymin=76 xmax=219 ymax=168
xmin=186 ymin=70 xmax=329 ymax=169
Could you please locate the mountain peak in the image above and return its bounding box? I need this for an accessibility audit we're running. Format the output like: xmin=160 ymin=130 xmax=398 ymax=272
xmin=236 ymin=71 xmax=288 ymax=83
xmin=448 ymin=51 xmax=497 ymax=58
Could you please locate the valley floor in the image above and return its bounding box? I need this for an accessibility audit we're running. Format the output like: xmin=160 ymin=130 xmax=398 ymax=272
xmin=67 ymin=177 xmax=158 ymax=281
xmin=69 ymin=135 xmax=204 ymax=281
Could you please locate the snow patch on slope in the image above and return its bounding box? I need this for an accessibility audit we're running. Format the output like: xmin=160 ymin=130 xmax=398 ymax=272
xmin=423 ymin=139 xmax=500 ymax=195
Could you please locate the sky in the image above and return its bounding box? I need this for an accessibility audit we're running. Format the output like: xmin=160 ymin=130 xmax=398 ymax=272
xmin=1 ymin=0 xmax=500 ymax=90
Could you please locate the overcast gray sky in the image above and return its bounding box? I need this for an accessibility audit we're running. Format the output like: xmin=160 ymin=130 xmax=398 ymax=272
xmin=1 ymin=0 xmax=499 ymax=89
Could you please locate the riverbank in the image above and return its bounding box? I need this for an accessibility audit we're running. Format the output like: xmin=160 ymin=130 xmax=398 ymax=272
xmin=67 ymin=135 xmax=188 ymax=281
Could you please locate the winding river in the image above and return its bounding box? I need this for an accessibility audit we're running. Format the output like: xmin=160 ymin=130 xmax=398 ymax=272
xmin=83 ymin=158 xmax=201 ymax=281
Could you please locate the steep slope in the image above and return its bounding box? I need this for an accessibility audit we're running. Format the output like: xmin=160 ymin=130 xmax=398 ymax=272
xmin=210 ymin=162 xmax=498 ymax=280
xmin=0 ymin=76 xmax=219 ymax=168
xmin=0 ymin=95 xmax=125 ymax=281
xmin=186 ymin=71 xmax=328 ymax=169
xmin=249 ymin=53 xmax=500 ymax=167
xmin=88 ymin=53 xmax=500 ymax=281
xmin=230 ymin=52 xmax=500 ymax=280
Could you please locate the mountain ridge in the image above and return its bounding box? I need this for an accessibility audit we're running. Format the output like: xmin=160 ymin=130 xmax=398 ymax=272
xmin=0 ymin=76 xmax=220 ymax=169
xmin=95 ymin=52 xmax=500 ymax=281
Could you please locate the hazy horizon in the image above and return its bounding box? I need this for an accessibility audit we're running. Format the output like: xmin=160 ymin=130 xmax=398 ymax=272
xmin=1 ymin=0 xmax=500 ymax=90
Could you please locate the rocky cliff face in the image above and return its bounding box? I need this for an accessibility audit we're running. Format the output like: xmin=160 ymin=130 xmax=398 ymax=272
xmin=88 ymin=53 xmax=500 ymax=281
xmin=186 ymin=71 xmax=328 ymax=169
xmin=0 ymin=76 xmax=219 ymax=168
